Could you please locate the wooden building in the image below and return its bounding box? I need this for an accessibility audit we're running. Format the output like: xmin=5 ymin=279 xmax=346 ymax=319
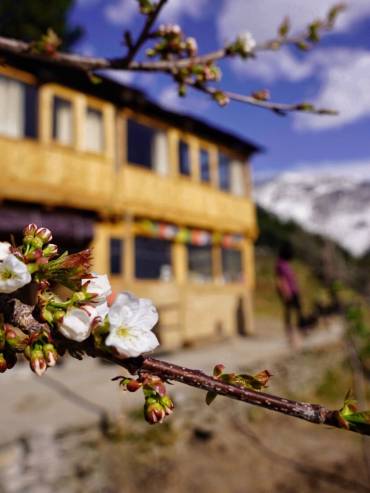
xmin=0 ymin=47 xmax=261 ymax=350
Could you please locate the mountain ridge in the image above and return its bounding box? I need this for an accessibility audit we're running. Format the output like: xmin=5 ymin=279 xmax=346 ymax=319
xmin=254 ymin=166 xmax=370 ymax=257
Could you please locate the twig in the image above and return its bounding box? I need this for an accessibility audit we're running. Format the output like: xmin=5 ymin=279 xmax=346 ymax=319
xmin=122 ymin=0 xmax=169 ymax=67
xmin=189 ymin=82 xmax=337 ymax=115
xmin=101 ymin=353 xmax=365 ymax=435
xmin=0 ymin=35 xmax=336 ymax=115
xmin=8 ymin=299 xmax=364 ymax=436
xmin=345 ymin=334 xmax=370 ymax=481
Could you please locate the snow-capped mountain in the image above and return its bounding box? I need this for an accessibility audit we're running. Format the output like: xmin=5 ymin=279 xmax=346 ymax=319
xmin=254 ymin=164 xmax=370 ymax=257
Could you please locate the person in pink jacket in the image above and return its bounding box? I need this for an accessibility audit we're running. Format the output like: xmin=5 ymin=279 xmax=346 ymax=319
xmin=275 ymin=242 xmax=303 ymax=348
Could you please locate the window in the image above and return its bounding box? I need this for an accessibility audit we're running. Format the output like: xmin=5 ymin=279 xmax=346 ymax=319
xmin=127 ymin=118 xmax=169 ymax=175
xmin=178 ymin=140 xmax=191 ymax=176
xmin=199 ymin=149 xmax=210 ymax=183
xmin=230 ymin=160 xmax=246 ymax=196
xmin=188 ymin=245 xmax=213 ymax=282
xmin=222 ymin=248 xmax=243 ymax=282
xmin=85 ymin=107 xmax=104 ymax=153
xmin=135 ymin=236 xmax=172 ymax=280
xmin=110 ymin=238 xmax=124 ymax=275
xmin=0 ymin=74 xmax=38 ymax=139
xmin=52 ymin=96 xmax=73 ymax=146
xmin=218 ymin=152 xmax=230 ymax=191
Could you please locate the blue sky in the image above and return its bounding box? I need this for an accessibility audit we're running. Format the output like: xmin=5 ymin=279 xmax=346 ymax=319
xmin=70 ymin=0 xmax=370 ymax=180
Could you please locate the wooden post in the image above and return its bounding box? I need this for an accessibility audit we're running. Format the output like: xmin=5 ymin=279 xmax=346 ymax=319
xmin=242 ymin=238 xmax=255 ymax=335
xmin=39 ymin=85 xmax=52 ymax=144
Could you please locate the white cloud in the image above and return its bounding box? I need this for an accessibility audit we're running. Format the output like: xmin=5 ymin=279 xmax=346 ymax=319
xmin=104 ymin=0 xmax=138 ymax=25
xmin=105 ymin=0 xmax=209 ymax=26
xmin=218 ymin=1 xmax=370 ymax=130
xmin=232 ymin=47 xmax=314 ymax=83
xmin=157 ymin=85 xmax=211 ymax=113
xmin=218 ymin=0 xmax=370 ymax=44
xmin=295 ymin=49 xmax=370 ymax=130
xmin=232 ymin=42 xmax=370 ymax=131
xmin=101 ymin=69 xmax=135 ymax=85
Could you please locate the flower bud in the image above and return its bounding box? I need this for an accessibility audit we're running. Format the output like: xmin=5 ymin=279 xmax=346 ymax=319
xmin=25 ymin=248 xmax=43 ymax=262
xmin=213 ymin=364 xmax=225 ymax=378
xmin=144 ymin=400 xmax=166 ymax=425
xmin=126 ymin=379 xmax=142 ymax=392
xmin=30 ymin=347 xmax=47 ymax=376
xmin=52 ymin=309 xmax=65 ymax=323
xmin=186 ymin=37 xmax=198 ymax=56
xmin=23 ymin=223 xmax=38 ymax=238
xmin=0 ymin=352 xmax=7 ymax=372
xmin=43 ymin=243 xmax=58 ymax=258
xmin=43 ymin=343 xmax=58 ymax=367
xmin=24 ymin=344 xmax=31 ymax=360
xmin=36 ymin=227 xmax=53 ymax=244
xmin=160 ymin=395 xmax=174 ymax=415
xmin=5 ymin=325 xmax=29 ymax=351
xmin=41 ymin=306 xmax=54 ymax=325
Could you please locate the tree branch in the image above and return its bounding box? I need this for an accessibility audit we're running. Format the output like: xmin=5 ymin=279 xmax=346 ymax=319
xmin=122 ymin=0 xmax=169 ymax=67
xmin=102 ymin=353 xmax=365 ymax=435
xmin=6 ymin=298 xmax=368 ymax=436
xmin=0 ymin=34 xmax=337 ymax=115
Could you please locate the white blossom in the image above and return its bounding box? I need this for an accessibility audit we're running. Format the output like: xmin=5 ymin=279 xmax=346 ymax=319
xmin=83 ymin=273 xmax=112 ymax=303
xmin=0 ymin=254 xmax=31 ymax=294
xmin=238 ymin=31 xmax=256 ymax=54
xmin=58 ymin=305 xmax=97 ymax=342
xmin=105 ymin=292 xmax=159 ymax=358
xmin=0 ymin=242 xmax=11 ymax=261
xmin=95 ymin=301 xmax=109 ymax=320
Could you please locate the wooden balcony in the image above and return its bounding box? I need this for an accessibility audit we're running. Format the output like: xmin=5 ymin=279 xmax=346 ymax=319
xmin=114 ymin=167 xmax=257 ymax=235
xmin=0 ymin=136 xmax=114 ymax=211
xmin=0 ymin=136 xmax=257 ymax=235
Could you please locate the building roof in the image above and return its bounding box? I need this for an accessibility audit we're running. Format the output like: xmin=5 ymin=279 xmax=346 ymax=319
xmin=0 ymin=46 xmax=262 ymax=157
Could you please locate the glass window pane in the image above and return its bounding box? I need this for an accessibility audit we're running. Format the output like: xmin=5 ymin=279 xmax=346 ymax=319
xmin=200 ymin=149 xmax=210 ymax=183
xmin=152 ymin=130 xmax=169 ymax=176
xmin=24 ymin=84 xmax=38 ymax=138
xmin=0 ymin=75 xmax=25 ymax=138
xmin=230 ymin=160 xmax=246 ymax=196
xmin=127 ymin=119 xmax=154 ymax=169
xmin=135 ymin=236 xmax=172 ymax=280
xmin=188 ymin=245 xmax=213 ymax=282
xmin=222 ymin=248 xmax=242 ymax=282
xmin=85 ymin=107 xmax=104 ymax=152
xmin=218 ymin=152 xmax=230 ymax=191
xmin=52 ymin=96 xmax=73 ymax=145
xmin=110 ymin=238 xmax=123 ymax=275
xmin=178 ymin=140 xmax=190 ymax=176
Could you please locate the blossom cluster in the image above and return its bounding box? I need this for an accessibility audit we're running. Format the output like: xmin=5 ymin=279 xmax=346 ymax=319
xmin=115 ymin=373 xmax=174 ymax=424
xmin=0 ymin=224 xmax=160 ymax=377
xmin=147 ymin=24 xmax=198 ymax=60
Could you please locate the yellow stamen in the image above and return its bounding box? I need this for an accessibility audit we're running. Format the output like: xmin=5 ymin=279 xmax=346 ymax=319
xmin=117 ymin=327 xmax=130 ymax=337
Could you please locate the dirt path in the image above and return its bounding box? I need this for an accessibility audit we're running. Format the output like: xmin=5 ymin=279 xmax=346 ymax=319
xmin=0 ymin=317 xmax=343 ymax=444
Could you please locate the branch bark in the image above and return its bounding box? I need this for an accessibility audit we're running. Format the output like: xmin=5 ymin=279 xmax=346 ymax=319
xmin=6 ymin=298 xmax=368 ymax=436
xmin=0 ymin=35 xmax=336 ymax=115
xmin=102 ymin=353 xmax=363 ymax=435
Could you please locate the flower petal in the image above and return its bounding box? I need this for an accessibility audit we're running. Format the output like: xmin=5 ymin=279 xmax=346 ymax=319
xmin=58 ymin=305 xmax=97 ymax=342
xmin=105 ymin=327 xmax=159 ymax=358
xmin=0 ymin=242 xmax=11 ymax=261
xmin=83 ymin=273 xmax=112 ymax=302
xmin=0 ymin=254 xmax=31 ymax=294
xmin=108 ymin=292 xmax=158 ymax=331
